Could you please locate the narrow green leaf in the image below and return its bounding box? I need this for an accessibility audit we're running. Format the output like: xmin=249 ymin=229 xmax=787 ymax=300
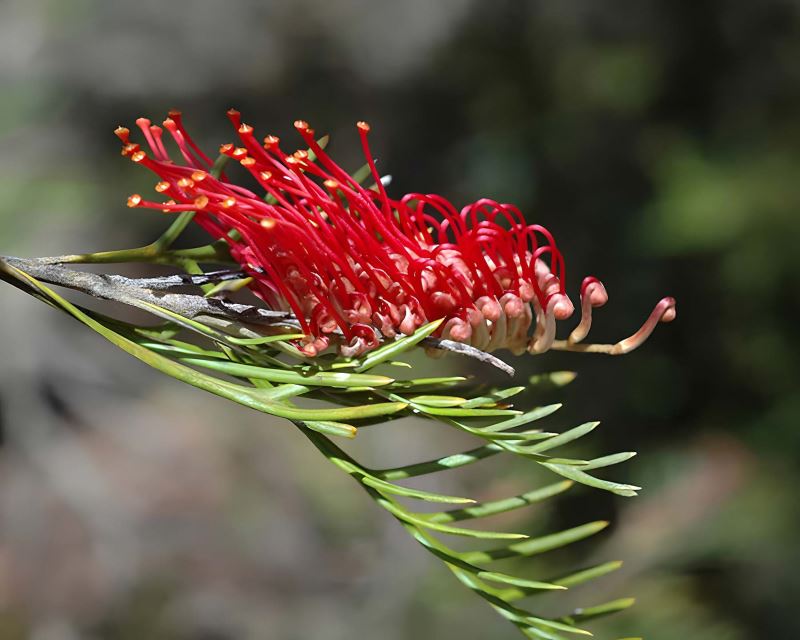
xmin=552 ymin=561 xmax=624 ymax=589
xmin=462 ymin=521 xmax=609 ymax=563
xmin=578 ymin=452 xmax=637 ymax=470
xmin=355 ymin=319 xmax=444 ymax=371
xmin=520 ymin=617 xmax=593 ymax=636
xmin=461 ymin=386 xmax=526 ymax=409
xmin=387 ymin=376 xmax=467 ymax=389
xmin=361 ymin=476 xmax=475 ymax=504
xmin=520 ymin=626 xmax=571 ymax=640
xmin=179 ymin=357 xmax=395 ymax=388
xmin=523 ymin=422 xmax=600 ymax=453
xmin=490 ymin=603 xmax=592 ymax=638
xmin=304 ymin=421 xmax=358 ymax=438
xmin=257 ymin=384 xmax=310 ymax=401
xmin=379 ymin=500 xmax=528 ymax=540
xmin=426 ymin=480 xmax=574 ymax=523
xmin=202 ymin=276 xmax=253 ymax=298
xmin=563 ymin=598 xmax=636 ymax=624
xmin=477 ymin=571 xmax=565 ymax=591
xmin=226 ymin=333 xmax=306 ymax=345
xmin=376 ymin=443 xmax=504 ymax=480
xmin=140 ymin=341 xmax=228 ymax=359
xmin=408 ymin=395 xmax=468 ymax=407
xmin=540 ymin=463 xmax=640 ymax=497
xmin=446 ymin=418 xmax=556 ymax=442
xmin=410 ymin=404 xmax=520 ymax=418
xmin=479 ymin=404 xmax=562 ymax=433
xmin=135 ymin=300 xmax=223 ymax=339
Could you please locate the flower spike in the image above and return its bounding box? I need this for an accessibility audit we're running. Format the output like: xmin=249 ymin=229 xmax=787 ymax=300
xmin=120 ymin=112 xmax=675 ymax=357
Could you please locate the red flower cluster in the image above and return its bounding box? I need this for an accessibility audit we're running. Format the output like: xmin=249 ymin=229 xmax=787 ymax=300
xmin=119 ymin=111 xmax=675 ymax=357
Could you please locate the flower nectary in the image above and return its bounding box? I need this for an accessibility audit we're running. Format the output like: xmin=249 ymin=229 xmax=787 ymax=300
xmin=118 ymin=111 xmax=675 ymax=357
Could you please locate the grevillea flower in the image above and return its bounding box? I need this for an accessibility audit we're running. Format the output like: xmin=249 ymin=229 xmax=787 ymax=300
xmin=118 ymin=111 xmax=675 ymax=357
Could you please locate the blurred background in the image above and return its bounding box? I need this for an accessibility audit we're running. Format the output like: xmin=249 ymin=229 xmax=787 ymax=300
xmin=1 ymin=1 xmax=799 ymax=638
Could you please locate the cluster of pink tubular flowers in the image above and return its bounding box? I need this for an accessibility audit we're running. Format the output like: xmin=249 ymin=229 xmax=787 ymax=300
xmin=119 ymin=110 xmax=675 ymax=357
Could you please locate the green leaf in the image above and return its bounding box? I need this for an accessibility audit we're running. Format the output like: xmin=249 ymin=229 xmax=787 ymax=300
xmin=478 ymin=404 xmax=562 ymax=433
xmin=552 ymin=561 xmax=624 ymax=589
xmin=387 ymin=376 xmax=467 ymax=389
xmin=379 ymin=500 xmax=528 ymax=540
xmin=462 ymin=521 xmax=609 ymax=563
xmin=178 ymin=357 xmax=395 ymax=388
xmin=355 ymin=319 xmax=444 ymax=371
xmin=304 ymin=421 xmax=358 ymax=439
xmin=540 ymin=463 xmax=640 ymax=497
xmin=226 ymin=332 xmax=306 ymax=345
xmin=460 ymin=386 xmax=526 ymax=409
xmin=578 ymin=452 xmax=637 ymax=471
xmin=523 ymin=421 xmax=600 ymax=453
xmin=426 ymin=480 xmax=574 ymax=523
xmin=408 ymin=395 xmax=468 ymax=407
xmin=376 ymin=443 xmax=505 ymax=480
xmin=563 ymin=598 xmax=636 ymax=624
xmin=140 ymin=340 xmax=229 ymax=360
xmin=410 ymin=404 xmax=520 ymax=418
xmin=477 ymin=571 xmax=566 ymax=591
xmin=361 ymin=476 xmax=475 ymax=504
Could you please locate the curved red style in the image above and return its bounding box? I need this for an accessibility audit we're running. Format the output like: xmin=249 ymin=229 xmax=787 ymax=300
xmin=119 ymin=111 xmax=675 ymax=357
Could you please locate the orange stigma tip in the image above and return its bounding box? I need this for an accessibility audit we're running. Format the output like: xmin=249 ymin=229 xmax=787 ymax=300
xmin=221 ymin=197 xmax=236 ymax=208
xmin=259 ymin=171 xmax=273 ymax=181
xmin=219 ymin=143 xmax=234 ymax=154
xmin=285 ymin=156 xmax=298 ymax=165
xmin=240 ymin=157 xmax=256 ymax=167
xmin=191 ymin=170 xmax=207 ymax=181
xmin=162 ymin=118 xmax=176 ymax=129
xmin=324 ymin=179 xmax=339 ymax=189
xmin=135 ymin=117 xmax=151 ymax=127
xmin=232 ymin=147 xmax=248 ymax=159
xmin=238 ymin=124 xmax=253 ymax=135
xmin=293 ymin=150 xmax=309 ymax=160
xmin=263 ymin=135 xmax=280 ymax=147
xmin=131 ymin=150 xmax=146 ymax=163
xmin=260 ymin=218 xmax=277 ymax=229
xmin=356 ymin=121 xmax=370 ymax=132
xmin=155 ymin=181 xmax=170 ymax=193
xmin=227 ymin=108 xmax=240 ymax=116
xmin=177 ymin=177 xmax=195 ymax=189
xmin=127 ymin=194 xmax=142 ymax=207
xmin=294 ymin=120 xmax=309 ymax=131
xmin=114 ymin=126 xmax=129 ymax=139
xmin=193 ymin=195 xmax=209 ymax=209
xmin=168 ymin=109 xmax=182 ymax=118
